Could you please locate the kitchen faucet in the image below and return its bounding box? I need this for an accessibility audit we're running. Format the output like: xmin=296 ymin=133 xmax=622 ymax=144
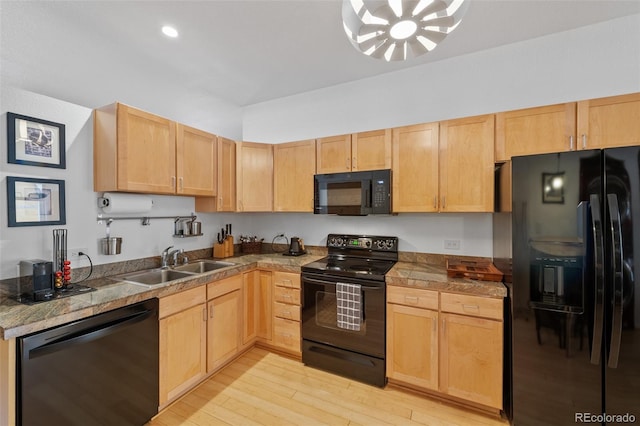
xmin=161 ymin=246 xmax=187 ymax=267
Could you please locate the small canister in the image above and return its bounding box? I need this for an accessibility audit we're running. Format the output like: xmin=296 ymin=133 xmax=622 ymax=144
xmin=191 ymin=221 xmax=201 ymax=235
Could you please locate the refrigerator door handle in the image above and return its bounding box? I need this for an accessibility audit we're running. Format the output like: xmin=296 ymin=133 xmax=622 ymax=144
xmin=607 ymin=193 xmax=624 ymax=369
xmin=589 ymin=194 xmax=605 ymax=365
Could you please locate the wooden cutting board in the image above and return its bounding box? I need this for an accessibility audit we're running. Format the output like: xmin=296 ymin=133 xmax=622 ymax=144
xmin=446 ymin=259 xmax=504 ymax=282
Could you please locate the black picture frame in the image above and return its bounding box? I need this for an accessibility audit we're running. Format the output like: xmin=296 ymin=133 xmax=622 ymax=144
xmin=7 ymin=176 xmax=66 ymax=227
xmin=7 ymin=112 xmax=66 ymax=169
xmin=542 ymin=172 xmax=565 ymax=204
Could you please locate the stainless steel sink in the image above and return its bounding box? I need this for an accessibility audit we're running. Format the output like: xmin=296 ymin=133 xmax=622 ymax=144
xmin=172 ymin=260 xmax=236 ymax=273
xmin=118 ymin=269 xmax=194 ymax=286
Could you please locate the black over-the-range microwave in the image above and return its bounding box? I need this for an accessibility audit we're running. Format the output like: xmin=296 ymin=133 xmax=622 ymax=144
xmin=314 ymin=169 xmax=392 ymax=215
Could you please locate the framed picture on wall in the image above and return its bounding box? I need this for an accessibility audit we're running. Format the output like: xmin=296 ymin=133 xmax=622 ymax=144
xmin=7 ymin=112 xmax=66 ymax=169
xmin=6 ymin=176 xmax=66 ymax=227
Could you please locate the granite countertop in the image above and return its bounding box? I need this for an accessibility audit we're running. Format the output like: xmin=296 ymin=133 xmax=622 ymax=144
xmin=0 ymin=254 xmax=506 ymax=340
xmin=0 ymin=253 xmax=321 ymax=340
xmin=387 ymin=261 xmax=507 ymax=298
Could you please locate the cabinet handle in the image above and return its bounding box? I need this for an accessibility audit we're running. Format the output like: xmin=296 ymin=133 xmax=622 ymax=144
xmin=352 ymin=157 xmax=357 ymax=170
xmin=218 ymin=196 xmax=223 ymax=209
xmin=433 ymin=318 xmax=436 ymax=333
xmin=462 ymin=304 xmax=480 ymax=312
xmin=278 ymin=332 xmax=292 ymax=338
xmin=179 ymin=177 xmax=184 ymax=190
xmin=203 ymin=307 xmax=208 ymax=322
xmin=404 ymin=295 xmax=419 ymax=304
xmin=442 ymin=196 xmax=446 ymax=209
xmin=171 ymin=176 xmax=176 ymax=189
xmin=433 ymin=196 xmax=437 ymax=209
xmin=346 ymin=158 xmax=350 ymax=169
xmin=209 ymin=305 xmax=214 ymax=319
xmin=582 ymin=134 xmax=587 ymax=149
xmin=282 ymin=294 xmax=292 ymax=299
xmin=282 ymin=311 xmax=291 ymax=316
xmin=442 ymin=318 xmax=446 ymax=334
xmin=569 ymin=136 xmax=574 ymax=151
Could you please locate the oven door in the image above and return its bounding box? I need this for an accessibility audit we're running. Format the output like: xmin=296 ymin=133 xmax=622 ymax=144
xmin=301 ymin=272 xmax=385 ymax=358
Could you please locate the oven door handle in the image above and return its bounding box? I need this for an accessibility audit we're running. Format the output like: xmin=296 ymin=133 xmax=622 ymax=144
xmin=302 ymin=276 xmax=383 ymax=290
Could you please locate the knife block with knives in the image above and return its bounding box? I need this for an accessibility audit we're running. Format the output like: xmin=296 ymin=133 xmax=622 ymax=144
xmin=214 ymin=224 xmax=234 ymax=258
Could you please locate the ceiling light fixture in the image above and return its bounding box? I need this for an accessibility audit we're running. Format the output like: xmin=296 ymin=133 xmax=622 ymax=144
xmin=342 ymin=0 xmax=469 ymax=62
xmin=161 ymin=25 xmax=179 ymax=38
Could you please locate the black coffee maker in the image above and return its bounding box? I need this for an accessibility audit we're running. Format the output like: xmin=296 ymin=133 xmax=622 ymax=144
xmin=19 ymin=260 xmax=55 ymax=302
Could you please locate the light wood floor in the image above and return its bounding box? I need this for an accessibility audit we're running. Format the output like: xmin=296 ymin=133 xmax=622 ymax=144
xmin=150 ymin=347 xmax=509 ymax=426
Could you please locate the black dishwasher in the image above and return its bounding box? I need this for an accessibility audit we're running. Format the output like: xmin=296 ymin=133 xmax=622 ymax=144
xmin=17 ymin=299 xmax=159 ymax=426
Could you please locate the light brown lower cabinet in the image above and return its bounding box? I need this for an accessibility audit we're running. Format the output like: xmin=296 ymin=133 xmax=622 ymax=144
xmin=159 ymin=286 xmax=207 ymax=407
xmin=159 ymin=275 xmax=243 ymax=408
xmin=439 ymin=312 xmax=503 ymax=409
xmin=206 ymin=275 xmax=242 ymax=373
xmin=387 ymin=286 xmax=504 ymax=411
xmin=253 ymin=270 xmax=301 ymax=356
xmin=243 ymin=269 xmax=273 ymax=346
xmin=387 ymin=302 xmax=439 ymax=391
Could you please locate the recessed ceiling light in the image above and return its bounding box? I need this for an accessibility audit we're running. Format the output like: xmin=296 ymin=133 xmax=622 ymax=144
xmin=162 ymin=25 xmax=178 ymax=38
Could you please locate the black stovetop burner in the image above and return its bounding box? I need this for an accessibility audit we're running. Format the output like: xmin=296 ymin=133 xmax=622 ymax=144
xmin=302 ymin=234 xmax=398 ymax=281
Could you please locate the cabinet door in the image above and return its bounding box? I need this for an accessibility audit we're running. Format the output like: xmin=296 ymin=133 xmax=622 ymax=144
xmin=440 ymin=313 xmax=503 ymax=409
xmin=439 ymin=114 xmax=495 ymax=212
xmin=103 ymin=103 xmax=176 ymax=194
xmin=352 ymin=129 xmax=391 ymax=171
xmin=159 ymin=303 xmax=206 ymax=406
xmin=243 ymin=271 xmax=258 ymax=345
xmin=218 ymin=137 xmax=237 ymax=211
xmin=195 ymin=136 xmax=236 ymax=212
xmin=273 ymin=140 xmax=316 ymax=212
xmin=392 ymin=123 xmax=439 ymax=212
xmin=387 ymin=303 xmax=438 ymax=391
xmin=176 ymin=124 xmax=217 ymax=196
xmin=236 ymin=142 xmax=273 ymax=212
xmin=577 ymin=92 xmax=640 ymax=149
xmin=207 ymin=289 xmax=241 ymax=373
xmin=495 ymin=103 xmax=576 ymax=161
xmin=316 ymin=134 xmax=351 ymax=173
xmin=258 ymin=271 xmax=273 ymax=341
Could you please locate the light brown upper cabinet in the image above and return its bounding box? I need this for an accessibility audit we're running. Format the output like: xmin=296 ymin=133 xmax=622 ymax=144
xmin=236 ymin=141 xmax=273 ymax=212
xmin=316 ymin=129 xmax=392 ymax=174
xmin=495 ymin=103 xmax=576 ymax=162
xmin=439 ymin=114 xmax=495 ymax=212
xmin=392 ymin=123 xmax=440 ymax=212
xmin=195 ymin=136 xmax=236 ymax=212
xmin=273 ymin=139 xmax=316 ymax=212
xmin=176 ymin=124 xmax=217 ymax=196
xmin=94 ymin=102 xmax=216 ymax=196
xmin=577 ymin=92 xmax=640 ymax=149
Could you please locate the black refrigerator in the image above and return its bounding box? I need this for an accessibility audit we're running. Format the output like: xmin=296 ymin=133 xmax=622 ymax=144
xmin=509 ymin=147 xmax=640 ymax=425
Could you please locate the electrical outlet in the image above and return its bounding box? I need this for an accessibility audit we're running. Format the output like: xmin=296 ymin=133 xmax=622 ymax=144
xmin=69 ymin=248 xmax=88 ymax=259
xmin=444 ymin=240 xmax=461 ymax=250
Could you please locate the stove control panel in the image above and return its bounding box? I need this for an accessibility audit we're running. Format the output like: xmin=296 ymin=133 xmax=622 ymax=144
xmin=327 ymin=234 xmax=398 ymax=252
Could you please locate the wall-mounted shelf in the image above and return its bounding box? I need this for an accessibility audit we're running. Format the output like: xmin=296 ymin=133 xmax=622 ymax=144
xmin=97 ymin=213 xmax=196 ymax=226
xmin=172 ymin=233 xmax=203 ymax=238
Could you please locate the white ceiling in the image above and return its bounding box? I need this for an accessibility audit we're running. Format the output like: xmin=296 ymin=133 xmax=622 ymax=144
xmin=1 ymin=0 xmax=639 ymax=109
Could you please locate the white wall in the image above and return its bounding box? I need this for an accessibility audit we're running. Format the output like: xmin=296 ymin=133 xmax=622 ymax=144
xmin=1 ymin=15 xmax=639 ymax=280
xmin=243 ymin=15 xmax=640 ymax=143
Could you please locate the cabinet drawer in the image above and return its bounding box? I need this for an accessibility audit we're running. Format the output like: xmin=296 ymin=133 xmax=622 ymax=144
xmin=272 ymin=271 xmax=300 ymax=289
xmin=274 ymin=286 xmax=300 ymax=305
xmin=159 ymin=286 xmax=206 ymax=319
xmin=273 ymin=317 xmax=301 ymax=352
xmin=207 ymin=274 xmax=242 ymax=300
xmin=387 ymin=286 xmax=438 ymax=310
xmin=440 ymin=293 xmax=503 ymax=320
xmin=273 ymin=302 xmax=301 ymax=321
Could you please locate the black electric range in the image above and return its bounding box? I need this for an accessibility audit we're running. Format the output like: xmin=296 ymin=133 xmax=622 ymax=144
xmin=301 ymin=234 xmax=398 ymax=282
xmin=301 ymin=234 xmax=398 ymax=387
